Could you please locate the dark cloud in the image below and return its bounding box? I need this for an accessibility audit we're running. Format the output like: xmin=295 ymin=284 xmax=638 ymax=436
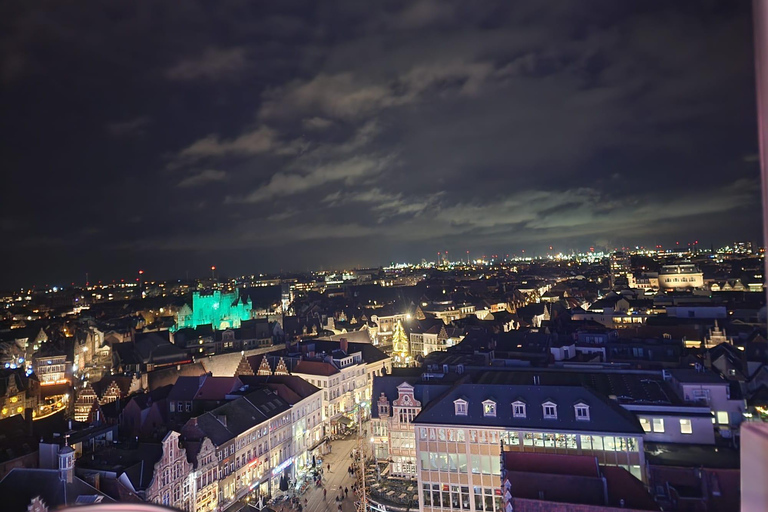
xmin=177 ymin=169 xmax=228 ymax=188
xmin=0 ymin=0 xmax=760 ymax=287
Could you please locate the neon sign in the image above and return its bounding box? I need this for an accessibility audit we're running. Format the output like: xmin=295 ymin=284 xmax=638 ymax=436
xmin=271 ymin=457 xmax=293 ymax=476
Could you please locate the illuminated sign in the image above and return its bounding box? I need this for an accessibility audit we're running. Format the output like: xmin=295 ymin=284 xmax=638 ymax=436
xmin=40 ymin=379 xmax=70 ymax=386
xmin=271 ymin=457 xmax=293 ymax=476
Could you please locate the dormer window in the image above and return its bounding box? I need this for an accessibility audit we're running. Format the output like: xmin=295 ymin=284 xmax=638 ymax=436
xmin=574 ymin=403 xmax=590 ymax=421
xmin=482 ymin=400 xmax=496 ymax=417
xmin=542 ymin=401 xmax=557 ymax=419
xmin=454 ymin=399 xmax=468 ymax=416
xmin=512 ymin=401 xmax=527 ymax=418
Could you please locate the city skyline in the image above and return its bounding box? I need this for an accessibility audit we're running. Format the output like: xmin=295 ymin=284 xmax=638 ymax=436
xmin=1 ymin=1 xmax=762 ymax=288
xmin=0 ymin=238 xmax=758 ymax=290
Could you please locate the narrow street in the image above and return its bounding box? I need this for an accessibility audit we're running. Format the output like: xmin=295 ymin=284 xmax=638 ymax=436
xmin=228 ymin=433 xmax=367 ymax=512
xmin=298 ymin=435 xmax=360 ymax=512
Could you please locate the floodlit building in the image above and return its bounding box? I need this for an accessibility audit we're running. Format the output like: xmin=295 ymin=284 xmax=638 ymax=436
xmin=658 ymin=263 xmax=704 ymax=289
xmin=174 ymin=290 xmax=254 ymax=331
xmin=372 ymin=376 xmax=452 ymax=478
xmin=414 ymin=383 xmax=647 ymax=512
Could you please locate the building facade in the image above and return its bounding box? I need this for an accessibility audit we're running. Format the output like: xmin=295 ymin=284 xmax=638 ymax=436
xmin=375 ymin=382 xmax=422 ymax=477
xmin=146 ymin=431 xmax=193 ymax=511
xmin=174 ymin=290 xmax=254 ymax=331
xmin=658 ymin=263 xmax=704 ymax=289
xmin=414 ymin=384 xmax=646 ymax=512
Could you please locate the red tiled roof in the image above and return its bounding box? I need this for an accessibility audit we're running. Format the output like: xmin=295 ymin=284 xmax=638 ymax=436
xmin=293 ymin=360 xmax=339 ymax=376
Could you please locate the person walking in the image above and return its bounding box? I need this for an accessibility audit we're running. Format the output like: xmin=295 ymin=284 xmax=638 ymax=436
xmin=328 ymin=464 xmax=331 ymax=473
xmin=344 ymin=487 xmax=348 ymax=498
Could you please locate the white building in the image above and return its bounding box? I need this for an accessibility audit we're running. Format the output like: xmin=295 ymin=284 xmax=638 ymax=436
xmin=658 ymin=263 xmax=704 ymax=289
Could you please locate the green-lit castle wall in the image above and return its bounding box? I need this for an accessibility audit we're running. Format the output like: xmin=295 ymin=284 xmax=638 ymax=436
xmin=174 ymin=290 xmax=253 ymax=331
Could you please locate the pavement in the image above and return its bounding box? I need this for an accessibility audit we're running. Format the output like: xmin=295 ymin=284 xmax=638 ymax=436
xmin=281 ymin=434 xmax=361 ymax=512
xmin=226 ymin=433 xmax=364 ymax=512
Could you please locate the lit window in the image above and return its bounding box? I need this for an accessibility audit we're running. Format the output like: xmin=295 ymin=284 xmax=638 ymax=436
xmin=454 ymin=399 xmax=467 ymax=416
xmin=680 ymin=419 xmax=692 ymax=434
xmin=574 ymin=404 xmax=590 ymax=421
xmin=512 ymin=401 xmax=526 ymax=418
xmin=483 ymin=400 xmax=496 ymax=417
xmin=639 ymin=418 xmax=651 ymax=432
xmin=717 ymin=411 xmax=729 ymax=425
xmin=652 ymin=418 xmax=665 ymax=433
xmin=543 ymin=402 xmax=557 ymax=419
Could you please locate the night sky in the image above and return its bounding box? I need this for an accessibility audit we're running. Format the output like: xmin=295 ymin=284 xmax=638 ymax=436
xmin=0 ymin=1 xmax=762 ymax=288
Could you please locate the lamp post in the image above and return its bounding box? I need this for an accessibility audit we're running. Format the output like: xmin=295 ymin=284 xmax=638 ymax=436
xmin=356 ymin=405 xmax=368 ymax=512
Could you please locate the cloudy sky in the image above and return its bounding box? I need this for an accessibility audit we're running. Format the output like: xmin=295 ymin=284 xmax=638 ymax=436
xmin=0 ymin=0 xmax=761 ymax=287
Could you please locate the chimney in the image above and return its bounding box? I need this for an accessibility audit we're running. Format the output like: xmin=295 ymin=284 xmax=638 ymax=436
xmin=340 ymin=338 xmax=349 ymax=354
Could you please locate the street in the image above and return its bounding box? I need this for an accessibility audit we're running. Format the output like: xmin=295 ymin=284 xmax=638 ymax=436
xmin=228 ymin=434 xmax=365 ymax=512
xmin=279 ymin=435 xmax=361 ymax=512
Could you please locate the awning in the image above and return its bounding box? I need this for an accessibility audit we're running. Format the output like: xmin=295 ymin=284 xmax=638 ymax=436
xmin=336 ymin=416 xmax=353 ymax=426
xmin=308 ymin=437 xmax=327 ymax=452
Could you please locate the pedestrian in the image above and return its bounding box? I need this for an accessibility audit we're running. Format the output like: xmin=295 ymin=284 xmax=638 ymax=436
xmin=328 ymin=464 xmax=331 ymax=472
xmin=324 ymin=489 xmax=327 ymax=499
xmin=338 ymin=505 xmax=342 ymax=512
xmin=344 ymin=487 xmax=348 ymax=498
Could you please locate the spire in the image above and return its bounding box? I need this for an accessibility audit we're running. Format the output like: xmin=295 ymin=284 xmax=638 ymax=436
xmin=234 ymin=354 xmax=254 ymax=377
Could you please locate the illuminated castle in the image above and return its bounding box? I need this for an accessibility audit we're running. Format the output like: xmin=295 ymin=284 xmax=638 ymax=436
xmin=174 ymin=290 xmax=253 ymax=331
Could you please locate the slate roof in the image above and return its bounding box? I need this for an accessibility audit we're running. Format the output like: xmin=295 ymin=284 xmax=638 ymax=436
xmin=319 ymin=330 xmax=373 ymax=343
xmin=237 ymin=375 xmax=320 ymax=403
xmin=0 ymin=468 xmax=114 ymax=512
xmin=304 ymin=339 xmax=389 ymax=364
xmin=201 ymin=351 xmax=250 ymax=376
xmin=145 ymin=362 xmax=206 ymax=391
xmin=292 ymin=360 xmax=339 ymax=376
xmin=474 ymin=369 xmax=682 ymax=406
xmin=194 ymin=388 xmax=290 ymax=447
xmin=413 ymin=383 xmax=644 ymax=435
xmin=195 ymin=376 xmax=242 ymax=400
xmin=168 ymin=375 xmax=205 ymax=402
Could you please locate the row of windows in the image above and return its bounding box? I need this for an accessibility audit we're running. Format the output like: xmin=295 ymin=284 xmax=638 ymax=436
xmin=420 ymin=452 xmax=501 ymax=475
xmin=639 ymin=416 xmax=720 ymax=434
xmin=455 ymin=399 xmax=589 ymax=421
xmin=422 ymin=484 xmax=502 ymax=512
xmin=417 ymin=428 xmax=639 ymax=453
